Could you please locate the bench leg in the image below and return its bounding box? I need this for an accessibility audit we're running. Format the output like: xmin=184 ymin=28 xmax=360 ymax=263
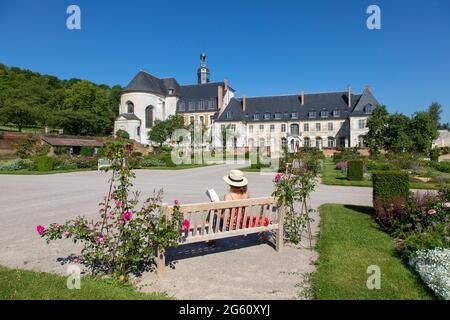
xmin=156 ymin=248 xmax=165 ymax=278
xmin=276 ymin=227 xmax=284 ymax=252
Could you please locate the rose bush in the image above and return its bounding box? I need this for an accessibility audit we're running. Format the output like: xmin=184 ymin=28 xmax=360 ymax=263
xmin=37 ymin=138 xmax=184 ymax=280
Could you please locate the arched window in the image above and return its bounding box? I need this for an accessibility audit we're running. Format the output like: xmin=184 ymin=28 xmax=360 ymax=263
xmin=145 ymin=106 xmax=154 ymax=129
xmin=290 ymin=139 xmax=295 ymax=152
xmin=316 ymin=137 xmax=322 ymax=149
xmin=127 ymin=101 xmax=134 ymax=113
xmin=327 ymin=137 xmax=334 ymax=148
xmin=290 ymin=124 xmax=299 ymax=135
xmin=303 ymin=137 xmax=310 ymax=148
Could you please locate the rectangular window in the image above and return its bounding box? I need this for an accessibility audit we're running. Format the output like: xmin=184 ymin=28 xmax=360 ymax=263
xmin=304 ymin=123 xmax=309 ymax=132
xmin=284 ymin=112 xmax=289 ymax=119
xmin=249 ymin=125 xmax=253 ymax=133
xmin=253 ymin=113 xmax=260 ymax=120
xmin=264 ymin=113 xmax=271 ymax=120
xmin=198 ymin=100 xmax=204 ymax=110
xmin=358 ymin=119 xmax=366 ymax=129
xmin=291 ymin=112 xmax=298 ymax=119
xmin=333 ymin=110 xmax=340 ymax=117
xmin=190 ymin=116 xmax=195 ymax=124
xmin=189 ymin=101 xmax=195 ymax=111
xmin=231 ymin=124 xmax=236 ymax=132
xmin=209 ymin=115 xmax=214 ymax=125
xmin=270 ymin=124 xmax=275 ymax=132
xmin=320 ymin=111 xmax=328 ymax=118
xmin=308 ymin=111 xmax=316 ymax=118
xmin=281 ymin=124 xmax=286 ymax=132
xmin=178 ymin=102 xmax=185 ymax=111
xmin=328 ymin=122 xmax=333 ymax=131
xmin=274 ymin=112 xmax=281 ymax=120
xmin=199 ymin=116 xmax=204 ymax=124
xmin=260 ymin=124 xmax=264 ymax=132
xmin=316 ymin=123 xmax=321 ymax=131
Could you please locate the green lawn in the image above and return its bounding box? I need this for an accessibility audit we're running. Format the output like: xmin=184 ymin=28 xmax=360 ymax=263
xmin=312 ymin=204 xmax=432 ymax=300
xmin=321 ymin=158 xmax=443 ymax=190
xmin=0 ymin=265 xmax=169 ymax=300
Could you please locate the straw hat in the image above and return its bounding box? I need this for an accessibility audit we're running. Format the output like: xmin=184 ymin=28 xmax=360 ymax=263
xmin=223 ymin=169 xmax=248 ymax=187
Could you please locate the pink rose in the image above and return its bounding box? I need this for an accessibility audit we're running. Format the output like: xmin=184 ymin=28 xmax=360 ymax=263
xmin=427 ymin=209 xmax=437 ymax=216
xmin=64 ymin=230 xmax=71 ymax=238
xmin=273 ymin=173 xmax=283 ymax=183
xmin=174 ymin=199 xmax=180 ymax=205
xmin=36 ymin=225 xmax=45 ymax=236
xmin=115 ymin=200 xmax=122 ymax=208
xmin=182 ymin=219 xmax=190 ymax=231
xmin=123 ymin=211 xmax=132 ymax=222
xmin=97 ymin=234 xmax=105 ymax=244
xmin=109 ymin=212 xmax=115 ymax=220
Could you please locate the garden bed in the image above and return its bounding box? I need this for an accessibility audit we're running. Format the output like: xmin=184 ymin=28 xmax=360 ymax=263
xmin=321 ymin=158 xmax=448 ymax=190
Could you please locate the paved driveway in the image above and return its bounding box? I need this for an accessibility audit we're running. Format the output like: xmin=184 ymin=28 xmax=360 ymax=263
xmin=0 ymin=164 xmax=374 ymax=299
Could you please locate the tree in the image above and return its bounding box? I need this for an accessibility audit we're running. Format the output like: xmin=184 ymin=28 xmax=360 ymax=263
xmin=427 ymin=102 xmax=442 ymax=130
xmin=365 ymin=105 xmax=388 ymax=154
xmin=409 ymin=111 xmax=438 ymax=154
xmin=384 ymin=113 xmax=413 ymax=153
xmin=0 ymin=102 xmax=37 ymax=131
xmin=148 ymin=120 xmax=169 ymax=147
xmin=49 ymin=110 xmax=110 ymax=136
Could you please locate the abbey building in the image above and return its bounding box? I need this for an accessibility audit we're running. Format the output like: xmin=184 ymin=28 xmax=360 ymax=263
xmin=114 ymin=53 xmax=379 ymax=151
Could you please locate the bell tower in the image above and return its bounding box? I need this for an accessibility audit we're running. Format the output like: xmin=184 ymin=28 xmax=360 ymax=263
xmin=197 ymin=52 xmax=210 ymax=84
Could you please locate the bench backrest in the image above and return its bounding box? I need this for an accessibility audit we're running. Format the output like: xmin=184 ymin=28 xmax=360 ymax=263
xmin=162 ymin=197 xmax=282 ymax=244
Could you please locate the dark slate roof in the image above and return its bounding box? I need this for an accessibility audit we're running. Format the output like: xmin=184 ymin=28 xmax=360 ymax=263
xmin=122 ymin=71 xmax=181 ymax=96
xmin=179 ymin=82 xmax=224 ymax=100
xmin=118 ymin=113 xmax=141 ymax=121
xmin=216 ymin=91 xmax=366 ymax=122
xmin=41 ymin=135 xmax=104 ymax=147
xmin=350 ymin=88 xmax=380 ymax=116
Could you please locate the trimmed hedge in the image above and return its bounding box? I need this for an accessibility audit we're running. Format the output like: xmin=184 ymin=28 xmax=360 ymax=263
xmin=347 ymin=160 xmax=364 ymax=180
xmin=372 ymin=171 xmax=410 ymax=206
xmin=36 ymin=156 xmax=54 ymax=172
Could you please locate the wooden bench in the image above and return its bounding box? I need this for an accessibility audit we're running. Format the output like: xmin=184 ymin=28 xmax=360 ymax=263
xmin=156 ymin=197 xmax=285 ymax=277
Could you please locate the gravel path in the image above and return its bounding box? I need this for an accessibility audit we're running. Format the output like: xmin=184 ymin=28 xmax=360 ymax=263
xmin=0 ymin=164 xmax=374 ymax=299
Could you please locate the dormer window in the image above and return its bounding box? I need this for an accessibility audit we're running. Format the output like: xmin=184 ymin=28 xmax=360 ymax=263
xmin=274 ymin=112 xmax=281 ymax=120
xmin=253 ymin=113 xmax=260 ymax=120
xmin=168 ymin=89 xmax=174 ymax=95
xmin=178 ymin=101 xmax=185 ymax=111
xmin=320 ymin=111 xmax=329 ymax=118
xmin=308 ymin=111 xmax=316 ymax=118
xmin=126 ymin=101 xmax=134 ymax=113
xmin=226 ymin=111 xmax=232 ymax=119
xmin=198 ymin=100 xmax=205 ymax=110
xmin=188 ymin=101 xmax=195 ymax=111
xmin=364 ymin=104 xmax=373 ymax=114
xmin=332 ymin=109 xmax=340 ymax=117
xmin=291 ymin=112 xmax=298 ymax=119
xmin=264 ymin=112 xmax=271 ymax=120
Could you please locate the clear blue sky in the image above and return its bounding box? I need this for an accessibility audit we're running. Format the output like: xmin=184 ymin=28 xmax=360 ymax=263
xmin=0 ymin=0 xmax=449 ymax=122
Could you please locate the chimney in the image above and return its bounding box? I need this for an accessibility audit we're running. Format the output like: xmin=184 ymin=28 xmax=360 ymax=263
xmin=218 ymin=85 xmax=223 ymax=114
xmin=242 ymin=95 xmax=247 ymax=112
xmin=224 ymin=79 xmax=229 ymax=92
xmin=365 ymin=84 xmax=372 ymax=94
xmin=347 ymin=84 xmax=352 ymax=107
xmin=301 ymin=89 xmax=305 ymax=106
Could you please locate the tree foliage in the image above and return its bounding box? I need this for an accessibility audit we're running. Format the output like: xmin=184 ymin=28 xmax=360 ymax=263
xmin=148 ymin=114 xmax=186 ymax=147
xmin=0 ymin=64 xmax=122 ymax=136
xmin=366 ymin=103 xmax=440 ymax=155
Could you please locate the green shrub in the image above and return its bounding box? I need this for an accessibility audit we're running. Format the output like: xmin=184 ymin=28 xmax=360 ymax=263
xmin=347 ymin=160 xmax=364 ymax=180
xmin=80 ymin=146 xmax=93 ymax=157
xmin=430 ymin=148 xmax=440 ymax=162
xmin=15 ymin=135 xmax=38 ymax=159
xmin=115 ymin=129 xmax=129 ymax=140
xmin=401 ymin=224 xmax=449 ymax=259
xmin=0 ymin=159 xmax=32 ymax=171
xmin=73 ymin=157 xmax=97 ymax=169
xmin=36 ymin=156 xmax=54 ymax=172
xmin=433 ymin=161 xmax=450 ymax=173
xmin=372 ymin=171 xmax=410 ymax=206
xmin=367 ymin=161 xmax=400 ymax=171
